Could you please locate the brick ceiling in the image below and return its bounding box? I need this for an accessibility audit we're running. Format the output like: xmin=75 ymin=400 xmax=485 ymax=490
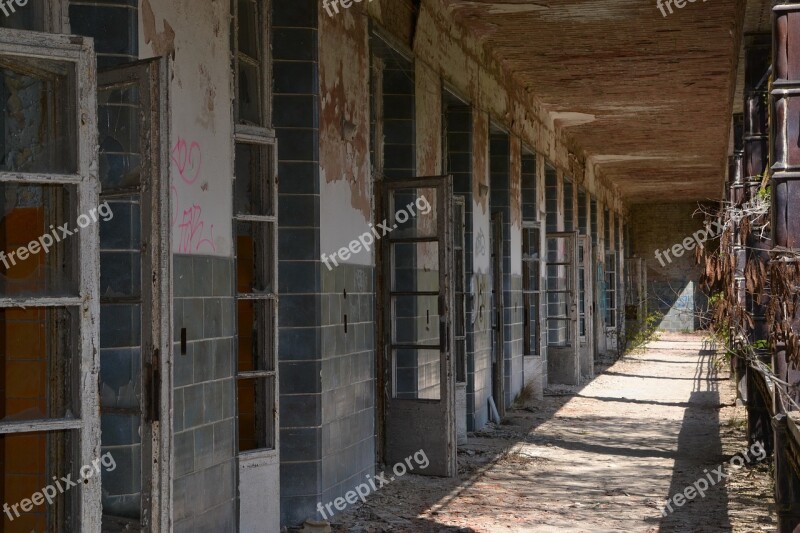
xmin=443 ymin=0 xmax=766 ymax=204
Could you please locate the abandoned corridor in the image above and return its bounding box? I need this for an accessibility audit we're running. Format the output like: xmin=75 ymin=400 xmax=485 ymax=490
xmin=329 ymin=333 xmax=774 ymax=532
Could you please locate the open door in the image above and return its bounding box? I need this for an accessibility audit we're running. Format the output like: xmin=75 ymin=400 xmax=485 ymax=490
xmin=578 ymin=235 xmax=594 ymax=379
xmin=97 ymin=58 xmax=171 ymax=531
xmin=491 ymin=212 xmax=505 ymax=418
xmin=546 ymin=232 xmax=580 ymax=385
xmin=379 ymin=176 xmax=455 ymax=477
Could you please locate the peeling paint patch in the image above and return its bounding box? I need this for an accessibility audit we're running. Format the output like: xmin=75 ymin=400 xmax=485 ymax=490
xmin=510 ymin=137 xmax=521 ymax=229
xmin=319 ymin=11 xmax=371 ymax=220
xmin=142 ymin=0 xmax=176 ymax=59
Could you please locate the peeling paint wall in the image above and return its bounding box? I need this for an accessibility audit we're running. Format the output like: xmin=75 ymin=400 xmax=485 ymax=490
xmin=320 ymin=8 xmax=372 ymax=263
xmin=140 ymin=0 xmax=232 ymax=257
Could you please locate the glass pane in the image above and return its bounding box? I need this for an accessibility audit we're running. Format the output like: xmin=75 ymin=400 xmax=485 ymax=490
xmin=393 ymin=348 xmax=440 ymax=400
xmin=98 ymin=82 xmax=141 ymax=191
xmin=238 ymin=61 xmax=262 ymax=125
xmin=237 ymin=299 xmax=274 ymax=372
xmin=0 ymin=431 xmax=76 ymax=531
xmin=0 ymin=307 xmax=78 ymax=421
xmin=238 ymin=377 xmax=274 ymax=451
xmin=391 ymin=295 xmax=440 ymax=345
xmin=548 ymin=318 xmax=571 ymax=347
xmin=100 ymin=413 xmax=141 ymax=520
xmin=547 ymin=236 xmax=573 ymax=264
xmin=99 ymin=303 xmax=141 ymax=350
xmin=546 ymin=265 xmax=570 ymax=291
xmin=0 ymin=56 xmax=77 ymax=173
xmin=0 ymin=184 xmax=79 ymax=298
xmin=235 ymin=143 xmax=272 ymax=217
xmin=388 ymin=188 xmax=437 ymax=239
xmin=391 ymin=242 xmax=439 ymax=292
xmin=547 ymin=291 xmax=569 ymax=319
xmin=236 ymin=221 xmax=273 ymax=294
xmin=237 ymin=0 xmax=261 ymax=59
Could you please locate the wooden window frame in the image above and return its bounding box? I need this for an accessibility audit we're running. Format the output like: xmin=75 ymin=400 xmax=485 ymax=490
xmin=0 ymin=31 xmax=101 ymax=529
xmin=232 ymin=0 xmax=278 ymax=461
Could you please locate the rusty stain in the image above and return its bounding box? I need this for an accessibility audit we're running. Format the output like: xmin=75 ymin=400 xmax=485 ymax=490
xmin=319 ymin=11 xmax=371 ymax=219
xmin=196 ymin=64 xmax=217 ymax=132
xmin=416 ymin=62 xmax=440 ymax=175
xmin=142 ymin=0 xmax=176 ymax=59
xmin=510 ymin=137 xmax=521 ymax=228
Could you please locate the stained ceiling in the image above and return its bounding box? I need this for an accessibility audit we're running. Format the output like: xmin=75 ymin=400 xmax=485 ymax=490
xmin=443 ymin=0 xmax=770 ymax=204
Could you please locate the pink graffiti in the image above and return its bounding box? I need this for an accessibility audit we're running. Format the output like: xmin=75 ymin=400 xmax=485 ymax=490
xmin=178 ymin=204 xmax=216 ymax=253
xmin=171 ymin=137 xmax=202 ymax=185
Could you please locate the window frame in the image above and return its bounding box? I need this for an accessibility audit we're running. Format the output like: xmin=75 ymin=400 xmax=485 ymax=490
xmin=232 ymin=0 xmax=278 ymax=460
xmin=522 ymin=222 xmax=542 ymax=356
xmin=0 ymin=31 xmax=101 ymax=530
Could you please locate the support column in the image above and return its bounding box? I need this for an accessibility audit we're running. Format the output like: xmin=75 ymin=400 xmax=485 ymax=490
xmin=771 ymin=6 xmax=800 ymax=529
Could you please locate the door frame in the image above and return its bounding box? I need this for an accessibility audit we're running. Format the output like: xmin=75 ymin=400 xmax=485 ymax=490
xmin=545 ymin=231 xmax=580 ymax=385
xmin=578 ymin=234 xmax=594 ymax=378
xmin=490 ymin=211 xmax=505 ymax=418
xmin=376 ymin=175 xmax=456 ymax=477
xmin=97 ymin=57 xmax=172 ymax=531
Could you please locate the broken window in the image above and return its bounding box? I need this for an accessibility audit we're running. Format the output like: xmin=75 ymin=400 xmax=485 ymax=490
xmin=563 ymin=176 xmax=574 ymax=232
xmin=232 ymin=0 xmax=277 ymax=453
xmin=523 ymin=223 xmax=541 ymax=356
xmin=0 ymin=31 xmax=99 ymax=531
xmin=545 ymin=163 xmax=557 ymax=233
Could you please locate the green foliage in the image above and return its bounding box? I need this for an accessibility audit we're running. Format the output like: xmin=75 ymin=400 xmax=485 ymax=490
xmin=623 ymin=311 xmax=663 ymax=355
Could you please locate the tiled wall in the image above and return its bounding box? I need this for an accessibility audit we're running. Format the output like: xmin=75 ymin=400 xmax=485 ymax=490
xmin=319 ymin=264 xmax=375 ymax=510
xmin=172 ymin=255 xmax=237 ymax=532
xmin=471 ymin=272 xmax=492 ymax=429
xmin=489 ymin=133 xmax=524 ymax=409
xmin=273 ymin=0 xmax=324 ymax=525
xmin=445 ymin=103 xmax=477 ymax=428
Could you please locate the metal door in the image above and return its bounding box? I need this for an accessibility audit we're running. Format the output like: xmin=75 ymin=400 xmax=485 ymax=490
xmin=546 ymin=232 xmax=580 ymax=385
xmin=380 ymin=176 xmax=455 ymax=477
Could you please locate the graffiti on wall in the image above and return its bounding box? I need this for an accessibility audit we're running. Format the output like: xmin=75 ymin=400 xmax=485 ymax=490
xmin=170 ymin=136 xmax=216 ymax=254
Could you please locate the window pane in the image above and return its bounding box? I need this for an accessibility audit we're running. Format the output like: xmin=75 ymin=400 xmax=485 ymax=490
xmin=237 ymin=0 xmax=261 ymax=60
xmin=0 ymin=431 xmax=76 ymax=531
xmin=392 ymin=295 xmax=440 ymax=345
xmin=0 ymin=184 xmax=79 ymax=298
xmin=237 ymin=299 xmax=274 ymax=372
xmin=238 ymin=61 xmax=262 ymax=125
xmin=392 ymin=348 xmax=440 ymax=400
xmin=391 ymin=242 xmax=439 ymax=292
xmin=237 ymin=377 xmax=274 ymax=451
xmin=388 ymin=188 xmax=437 ymax=239
xmin=234 ymin=143 xmax=272 ymax=217
xmin=235 ymin=221 xmax=273 ymax=294
xmin=0 ymin=307 xmax=78 ymax=421
xmin=98 ymin=82 xmax=141 ymax=191
xmin=0 ymin=56 xmax=77 ymax=173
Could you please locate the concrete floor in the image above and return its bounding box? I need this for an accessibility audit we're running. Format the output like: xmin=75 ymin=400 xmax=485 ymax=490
xmin=322 ymin=332 xmax=775 ymax=533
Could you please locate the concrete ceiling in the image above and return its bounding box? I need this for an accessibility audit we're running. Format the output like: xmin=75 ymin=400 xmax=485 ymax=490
xmin=444 ymin=0 xmax=758 ymax=204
